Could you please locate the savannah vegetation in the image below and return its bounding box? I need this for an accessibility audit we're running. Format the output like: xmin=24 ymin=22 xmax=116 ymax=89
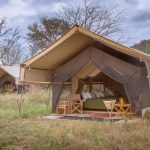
xmin=0 ymin=0 xmax=150 ymax=149
xmin=0 ymin=90 xmax=150 ymax=149
xmin=131 ymin=39 xmax=150 ymax=54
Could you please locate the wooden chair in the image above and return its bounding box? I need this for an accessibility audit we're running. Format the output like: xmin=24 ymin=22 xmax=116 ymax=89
xmin=103 ymin=100 xmax=116 ymax=117
xmin=70 ymin=94 xmax=83 ymax=114
xmin=56 ymin=101 xmax=70 ymax=114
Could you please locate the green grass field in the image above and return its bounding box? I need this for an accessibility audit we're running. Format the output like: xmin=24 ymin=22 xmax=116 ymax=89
xmin=0 ymin=91 xmax=150 ymax=150
xmin=0 ymin=90 xmax=50 ymax=120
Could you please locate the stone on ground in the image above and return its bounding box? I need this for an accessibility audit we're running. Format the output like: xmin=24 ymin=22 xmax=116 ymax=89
xmin=142 ymin=107 xmax=150 ymax=119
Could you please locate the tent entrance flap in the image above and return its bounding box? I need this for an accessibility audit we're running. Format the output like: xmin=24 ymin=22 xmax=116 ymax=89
xmin=51 ymin=46 xmax=149 ymax=113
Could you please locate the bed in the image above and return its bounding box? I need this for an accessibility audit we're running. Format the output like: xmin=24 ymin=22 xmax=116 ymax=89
xmin=83 ymin=97 xmax=119 ymax=110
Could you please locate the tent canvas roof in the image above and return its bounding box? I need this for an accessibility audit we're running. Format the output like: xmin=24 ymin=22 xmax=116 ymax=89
xmin=20 ymin=25 xmax=150 ymax=85
xmin=21 ymin=25 xmax=150 ymax=70
xmin=0 ymin=66 xmax=20 ymax=79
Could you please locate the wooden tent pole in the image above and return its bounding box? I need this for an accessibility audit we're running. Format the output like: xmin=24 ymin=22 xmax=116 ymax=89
xmin=20 ymin=69 xmax=27 ymax=99
xmin=48 ymin=73 xmax=57 ymax=112
xmin=144 ymin=60 xmax=150 ymax=88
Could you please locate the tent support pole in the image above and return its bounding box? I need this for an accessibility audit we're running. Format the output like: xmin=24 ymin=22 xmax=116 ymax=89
xmin=143 ymin=60 xmax=150 ymax=88
xmin=48 ymin=74 xmax=57 ymax=113
xmin=20 ymin=67 xmax=28 ymax=98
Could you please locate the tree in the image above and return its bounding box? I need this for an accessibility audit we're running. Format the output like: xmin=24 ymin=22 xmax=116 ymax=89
xmin=0 ymin=18 xmax=24 ymax=65
xmin=58 ymin=0 xmax=123 ymax=36
xmin=27 ymin=0 xmax=123 ymax=56
xmin=27 ymin=18 xmax=70 ymax=56
xmin=131 ymin=40 xmax=150 ymax=54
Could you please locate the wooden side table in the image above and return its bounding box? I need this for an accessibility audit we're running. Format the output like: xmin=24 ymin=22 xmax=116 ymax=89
xmin=56 ymin=101 xmax=70 ymax=114
xmin=114 ymin=103 xmax=131 ymax=116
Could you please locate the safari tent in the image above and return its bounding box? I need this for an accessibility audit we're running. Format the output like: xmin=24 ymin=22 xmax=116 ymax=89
xmin=0 ymin=66 xmax=20 ymax=92
xmin=20 ymin=25 xmax=150 ymax=113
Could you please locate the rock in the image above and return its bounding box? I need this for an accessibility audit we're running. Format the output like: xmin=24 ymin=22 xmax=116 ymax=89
xmin=142 ymin=107 xmax=150 ymax=119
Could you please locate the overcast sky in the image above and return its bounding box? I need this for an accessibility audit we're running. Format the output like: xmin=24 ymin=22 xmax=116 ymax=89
xmin=0 ymin=0 xmax=150 ymax=46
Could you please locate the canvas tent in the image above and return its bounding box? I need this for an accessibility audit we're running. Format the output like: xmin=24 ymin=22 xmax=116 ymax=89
xmin=0 ymin=66 xmax=20 ymax=92
xmin=20 ymin=25 xmax=150 ymax=113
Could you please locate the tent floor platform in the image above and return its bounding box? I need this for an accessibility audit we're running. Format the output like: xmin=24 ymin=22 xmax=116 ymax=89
xmin=83 ymin=110 xmax=118 ymax=114
xmin=83 ymin=109 xmax=134 ymax=116
xmin=43 ymin=112 xmax=124 ymax=121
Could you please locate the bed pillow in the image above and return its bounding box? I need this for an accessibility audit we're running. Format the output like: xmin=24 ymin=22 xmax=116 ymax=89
xmin=90 ymin=92 xmax=96 ymax=98
xmin=105 ymin=88 xmax=114 ymax=96
xmin=92 ymin=90 xmax=104 ymax=98
xmin=102 ymin=91 xmax=110 ymax=97
xmin=85 ymin=92 xmax=93 ymax=99
xmin=81 ymin=91 xmax=88 ymax=100
xmin=92 ymin=90 xmax=100 ymax=98
xmin=98 ymin=91 xmax=105 ymax=97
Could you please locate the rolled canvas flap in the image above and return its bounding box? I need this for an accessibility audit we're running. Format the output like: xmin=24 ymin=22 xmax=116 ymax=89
xmin=20 ymin=67 xmax=50 ymax=83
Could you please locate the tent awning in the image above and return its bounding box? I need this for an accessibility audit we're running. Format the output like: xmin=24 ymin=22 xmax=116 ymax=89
xmin=20 ymin=25 xmax=150 ymax=83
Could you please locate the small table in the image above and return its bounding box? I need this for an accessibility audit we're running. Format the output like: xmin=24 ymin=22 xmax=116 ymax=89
xmin=56 ymin=101 xmax=70 ymax=114
xmin=114 ymin=104 xmax=131 ymax=116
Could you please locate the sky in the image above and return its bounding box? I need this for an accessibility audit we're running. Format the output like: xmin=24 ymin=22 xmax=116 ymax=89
xmin=0 ymin=0 xmax=150 ymax=46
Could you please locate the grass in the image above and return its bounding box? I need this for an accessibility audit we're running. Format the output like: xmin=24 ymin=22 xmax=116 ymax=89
xmin=0 ymin=90 xmax=50 ymax=120
xmin=0 ymin=91 xmax=150 ymax=150
xmin=0 ymin=118 xmax=150 ymax=150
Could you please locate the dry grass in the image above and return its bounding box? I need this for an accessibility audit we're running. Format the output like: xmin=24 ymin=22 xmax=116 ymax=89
xmin=0 ymin=118 xmax=150 ymax=150
xmin=0 ymin=91 xmax=150 ymax=150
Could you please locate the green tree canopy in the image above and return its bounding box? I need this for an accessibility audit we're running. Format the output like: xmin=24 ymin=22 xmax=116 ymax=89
xmin=27 ymin=17 xmax=70 ymax=56
xmin=131 ymin=40 xmax=150 ymax=54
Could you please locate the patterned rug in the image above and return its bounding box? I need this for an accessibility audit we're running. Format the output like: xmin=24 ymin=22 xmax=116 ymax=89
xmin=90 ymin=113 xmax=109 ymax=118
